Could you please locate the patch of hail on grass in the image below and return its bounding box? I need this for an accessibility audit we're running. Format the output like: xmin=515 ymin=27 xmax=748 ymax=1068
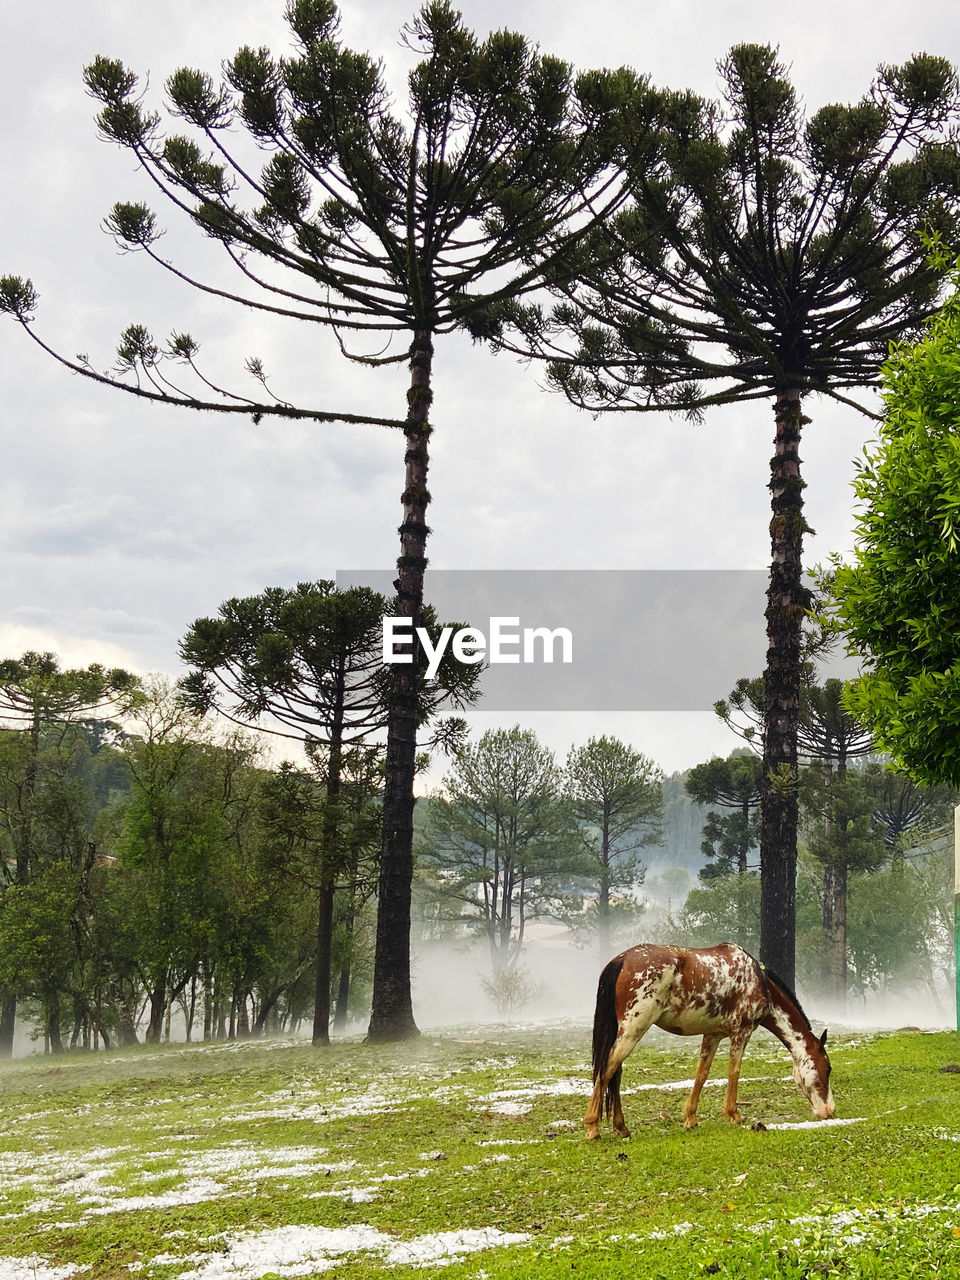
xmin=0 ymin=1257 xmax=89 ymax=1280
xmin=99 ymin=1036 xmax=305 ymax=1067
xmin=485 ymin=1100 xmax=532 ymax=1116
xmin=227 ymin=1081 xmax=410 ymax=1125
xmin=477 ymin=1138 xmax=541 ymax=1147
xmin=384 ymin=1227 xmax=531 ymax=1267
xmin=169 ymin=1222 xmax=531 ymax=1278
xmin=763 ymin=1117 xmax=866 ymax=1131
xmin=135 ymin=1145 xmax=355 ymax=1184
xmin=625 ymin=1076 xmax=768 ymax=1094
xmin=461 ymin=1153 xmax=516 ymax=1172
xmin=1 ymin=1143 xmax=368 ymax=1224
xmin=0 ymin=1145 xmax=130 ymax=1173
xmin=753 ymin=1199 xmax=960 ymax=1251
xmin=0 ymin=1145 xmax=130 ymax=1193
xmin=310 ymin=1185 xmax=379 ymax=1204
xmin=645 ymin=1223 xmax=695 ymax=1240
xmin=476 ymin=1078 xmax=589 ymax=1104
xmin=79 ymin=1176 xmax=236 ymax=1216
xmin=306 ymin=1167 xmax=432 ymax=1203
xmin=475 ymin=1075 xmax=768 ymax=1110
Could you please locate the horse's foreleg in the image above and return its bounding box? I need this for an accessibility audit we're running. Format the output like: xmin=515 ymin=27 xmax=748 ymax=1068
xmin=722 ymin=1030 xmax=752 ymax=1124
xmin=682 ymin=1034 xmax=721 ymax=1129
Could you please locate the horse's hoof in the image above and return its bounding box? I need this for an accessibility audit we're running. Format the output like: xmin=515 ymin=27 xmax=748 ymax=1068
xmin=585 ymin=1128 xmax=601 ymax=1141
xmin=726 ymin=1112 xmax=743 ymax=1125
xmin=683 ymin=1117 xmax=698 ymax=1130
xmin=613 ymin=1125 xmax=631 ymax=1138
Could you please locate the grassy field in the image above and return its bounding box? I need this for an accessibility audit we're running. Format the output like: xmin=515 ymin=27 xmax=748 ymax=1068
xmin=1 ymin=1020 xmax=959 ymax=1279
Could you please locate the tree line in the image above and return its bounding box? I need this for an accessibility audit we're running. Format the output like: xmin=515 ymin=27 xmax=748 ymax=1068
xmin=0 ymin=636 xmax=952 ymax=1050
xmin=0 ymin=637 xmax=664 ymax=1052
xmin=3 ymin=1 xmax=960 ymax=1025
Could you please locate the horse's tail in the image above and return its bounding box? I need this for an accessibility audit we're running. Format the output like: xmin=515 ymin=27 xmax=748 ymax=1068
xmin=592 ymin=956 xmax=623 ymax=1119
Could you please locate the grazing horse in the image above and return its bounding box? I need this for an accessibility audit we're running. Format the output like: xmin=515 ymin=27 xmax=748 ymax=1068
xmin=585 ymin=942 xmax=834 ymax=1139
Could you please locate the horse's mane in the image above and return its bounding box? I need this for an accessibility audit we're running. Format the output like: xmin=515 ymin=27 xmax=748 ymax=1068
xmin=761 ymin=964 xmax=812 ymax=1031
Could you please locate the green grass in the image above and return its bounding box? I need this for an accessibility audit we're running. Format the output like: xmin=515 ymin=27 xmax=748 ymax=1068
xmin=1 ymin=1024 xmax=959 ymax=1278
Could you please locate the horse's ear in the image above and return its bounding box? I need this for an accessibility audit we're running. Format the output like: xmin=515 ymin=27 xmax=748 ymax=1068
xmin=819 ymin=1028 xmax=828 ymax=1050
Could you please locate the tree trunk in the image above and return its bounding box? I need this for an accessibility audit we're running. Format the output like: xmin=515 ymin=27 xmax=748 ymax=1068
xmin=313 ymin=875 xmax=336 ymax=1046
xmin=738 ymin=800 xmax=749 ymax=876
xmin=116 ymin=991 xmax=139 ymax=1046
xmin=368 ymin=328 xmax=434 ymax=1043
xmin=145 ymin=978 xmax=167 ymax=1044
xmin=821 ymin=862 xmax=834 ymax=988
xmin=759 ymin=388 xmax=806 ymax=990
xmin=70 ymin=997 xmax=84 ymax=1050
xmin=314 ymin=716 xmax=344 ymax=1047
xmin=214 ymin=969 xmax=227 ymax=1040
xmin=184 ymin=973 xmax=197 ymax=1042
xmin=831 ymin=755 xmax=848 ymax=1008
xmin=333 ymin=872 xmax=358 ymax=1032
xmin=47 ymin=995 xmax=64 ymax=1055
xmin=202 ymin=960 xmax=213 ymax=1041
xmin=598 ymin=824 xmax=611 ymax=958
xmin=333 ymin=964 xmax=351 ymax=1032
xmin=831 ymin=862 xmax=848 ymax=1008
xmin=820 ymin=758 xmax=835 ymax=990
xmin=253 ymin=983 xmax=287 ymax=1035
xmin=0 ymin=995 xmax=16 ymax=1059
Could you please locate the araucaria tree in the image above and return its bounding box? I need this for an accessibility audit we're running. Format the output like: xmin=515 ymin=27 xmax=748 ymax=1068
xmin=686 ymin=752 xmax=763 ymax=879
xmin=0 ymin=0 xmax=641 ymax=1040
xmin=181 ymin=582 xmax=391 ymax=1045
xmin=796 ymin=678 xmax=874 ymax=1000
xmin=504 ymin=47 xmax=960 ymax=988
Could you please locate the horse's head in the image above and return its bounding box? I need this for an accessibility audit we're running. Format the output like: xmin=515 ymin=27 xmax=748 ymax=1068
xmin=792 ymin=1027 xmax=834 ymax=1119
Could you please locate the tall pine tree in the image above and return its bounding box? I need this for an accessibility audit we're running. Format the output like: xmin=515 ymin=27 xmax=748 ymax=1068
xmin=1 ymin=1 xmax=644 ymax=1037
xmin=497 ymin=46 xmax=960 ymax=988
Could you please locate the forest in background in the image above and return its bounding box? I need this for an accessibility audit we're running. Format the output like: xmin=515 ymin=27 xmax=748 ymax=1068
xmin=0 ymin=646 xmax=953 ymax=1057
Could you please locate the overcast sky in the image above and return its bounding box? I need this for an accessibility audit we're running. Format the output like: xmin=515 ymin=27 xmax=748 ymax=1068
xmin=1 ymin=1 xmax=956 ymax=778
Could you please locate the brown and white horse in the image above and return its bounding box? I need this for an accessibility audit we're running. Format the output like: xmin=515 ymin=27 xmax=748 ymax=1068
xmin=585 ymin=942 xmax=834 ymax=1139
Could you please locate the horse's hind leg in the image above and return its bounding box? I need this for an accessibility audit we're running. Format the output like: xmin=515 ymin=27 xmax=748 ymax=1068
xmin=608 ymin=1065 xmax=629 ymax=1137
xmin=585 ymin=1003 xmax=659 ymax=1140
xmin=682 ymin=1034 xmax=721 ymax=1129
